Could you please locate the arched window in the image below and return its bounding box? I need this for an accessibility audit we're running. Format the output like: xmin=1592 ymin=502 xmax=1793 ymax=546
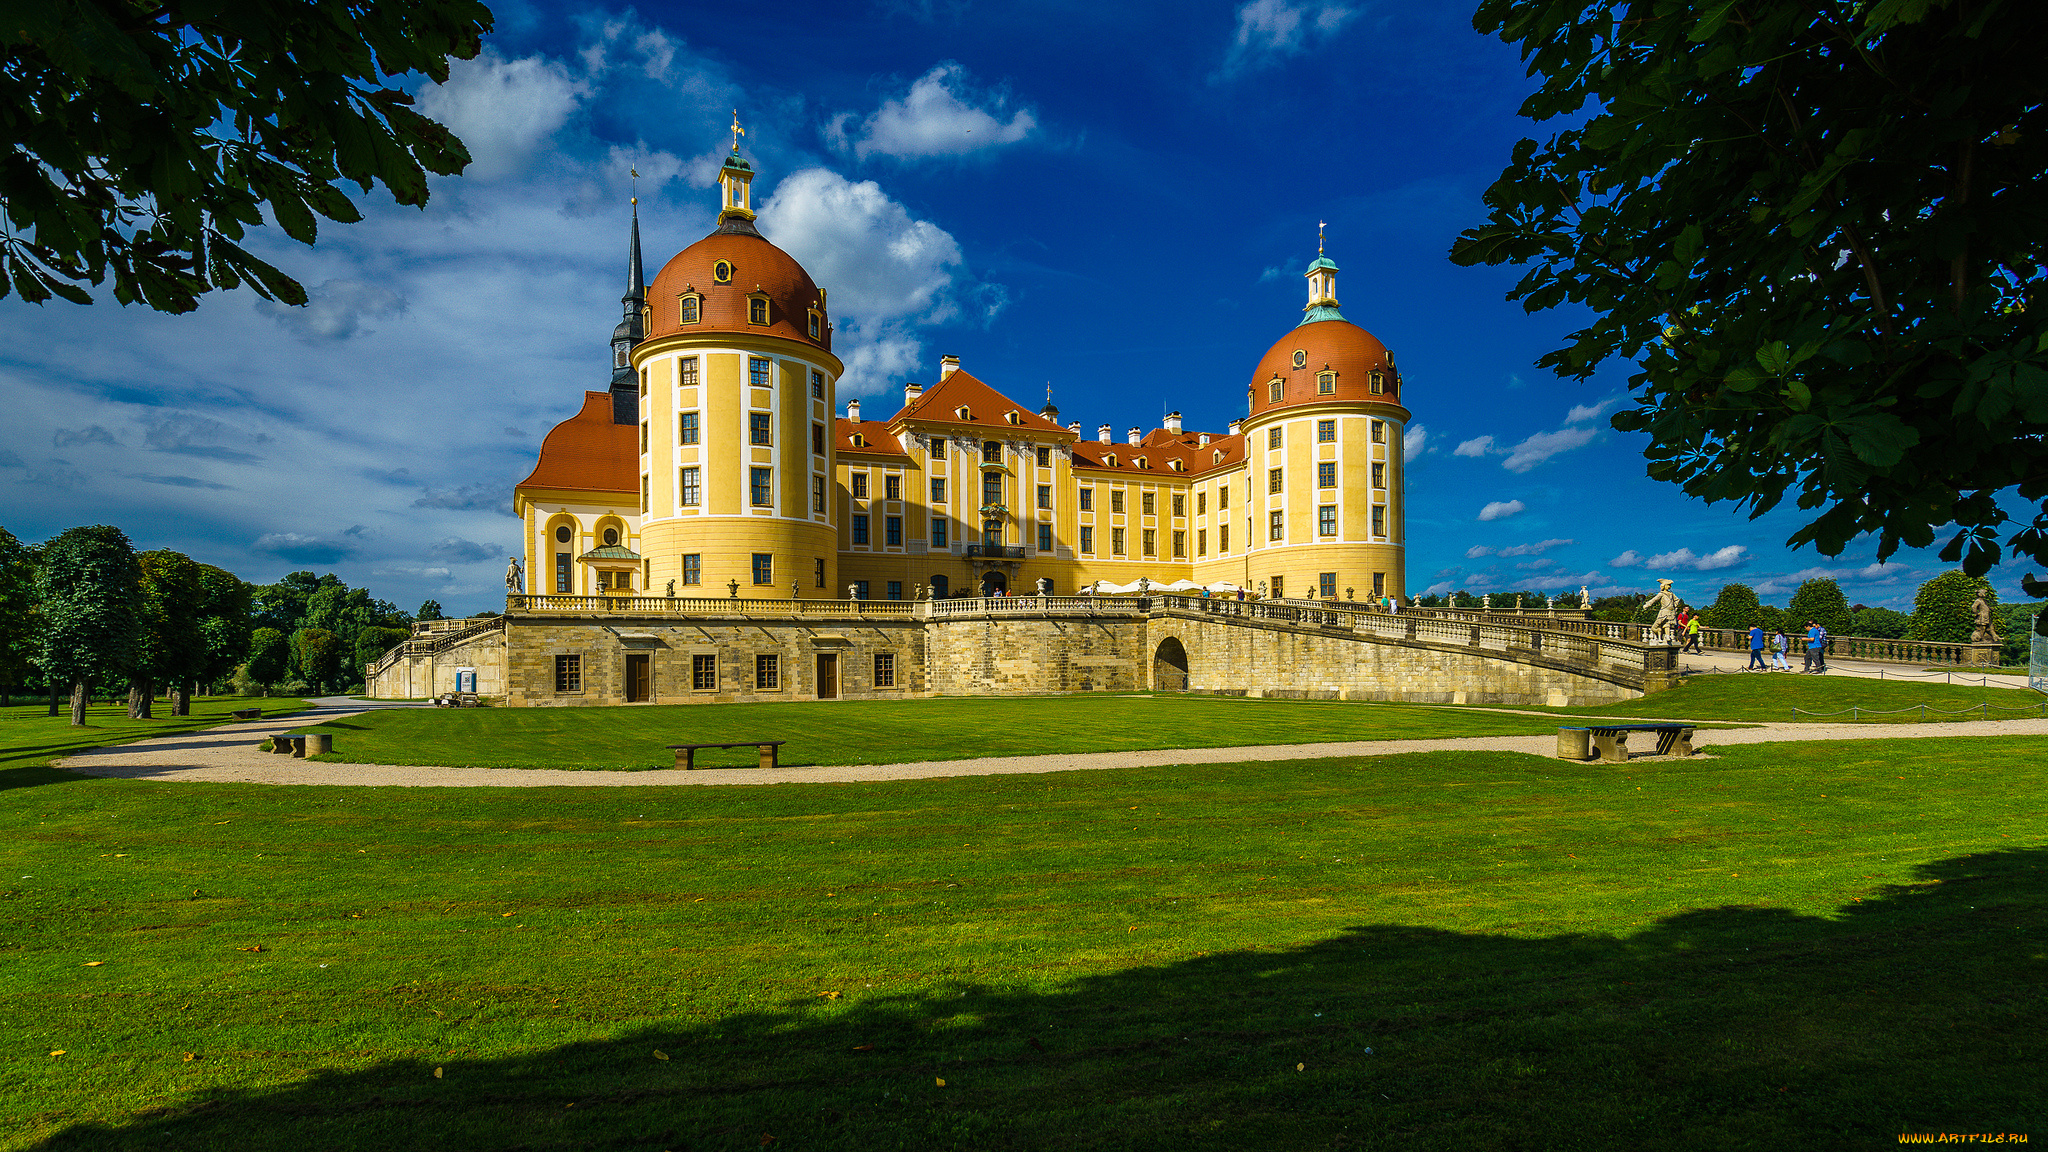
xmin=930 ymin=574 xmax=949 ymax=598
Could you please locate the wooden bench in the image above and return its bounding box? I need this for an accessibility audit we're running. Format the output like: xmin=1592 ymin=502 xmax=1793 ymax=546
xmin=230 ymin=708 xmax=262 ymax=720
xmin=665 ymin=741 xmax=785 ymax=771
xmin=267 ymin=733 xmax=334 ymax=758
xmin=1557 ymin=723 xmax=1695 ymax=763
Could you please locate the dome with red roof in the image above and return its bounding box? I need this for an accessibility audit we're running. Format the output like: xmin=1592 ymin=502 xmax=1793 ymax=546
xmin=1246 ymin=252 xmax=1406 ymax=419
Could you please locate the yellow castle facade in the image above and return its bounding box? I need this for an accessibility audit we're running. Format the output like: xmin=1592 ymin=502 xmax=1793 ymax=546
xmin=514 ymin=148 xmax=1412 ymax=607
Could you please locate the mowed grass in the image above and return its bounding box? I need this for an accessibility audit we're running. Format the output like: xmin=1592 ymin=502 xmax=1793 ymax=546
xmin=0 ymin=697 xmax=309 ymax=772
xmin=2 ymin=736 xmax=2043 ymax=1149
xmin=301 ymin=694 xmax=1569 ymax=771
xmin=1540 ymin=673 xmax=2045 ymax=724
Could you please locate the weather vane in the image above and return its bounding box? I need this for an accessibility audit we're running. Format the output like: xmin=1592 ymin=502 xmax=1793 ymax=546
xmin=1318 ymin=219 xmax=1326 ymax=255
xmin=630 ymin=165 xmax=639 ymax=206
xmin=731 ymin=110 xmax=745 ymax=154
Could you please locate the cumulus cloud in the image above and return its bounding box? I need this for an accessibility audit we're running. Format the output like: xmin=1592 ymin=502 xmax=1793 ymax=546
xmin=52 ymin=425 xmax=118 ymax=448
xmin=830 ymin=63 xmax=1036 ymax=161
xmin=1403 ymin=423 xmax=1429 ymax=458
xmin=1453 ymin=435 xmax=1494 ymax=458
xmin=1616 ymin=545 xmax=1749 ymax=572
xmin=1564 ymin=397 xmax=1623 ymax=425
xmin=418 ymin=49 xmax=588 ymax=181
xmin=252 ymin=532 xmax=358 ymax=565
xmin=1611 ymin=550 xmax=1643 ymax=568
xmin=1218 ymin=0 xmax=1358 ymax=77
xmin=1501 ymin=427 xmax=1598 ymax=473
xmin=262 ymin=279 xmax=405 ymax=342
xmin=1477 ymin=499 xmax=1526 ymax=522
xmin=1468 ymin=538 xmax=1573 ymax=559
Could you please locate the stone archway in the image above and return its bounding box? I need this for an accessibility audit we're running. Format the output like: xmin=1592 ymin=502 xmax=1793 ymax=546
xmin=980 ymin=570 xmax=1008 ymax=597
xmin=1153 ymin=636 xmax=1189 ymax=691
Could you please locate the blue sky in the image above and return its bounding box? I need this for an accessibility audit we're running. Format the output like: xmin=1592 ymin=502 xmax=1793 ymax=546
xmin=0 ymin=0 xmax=2029 ymax=615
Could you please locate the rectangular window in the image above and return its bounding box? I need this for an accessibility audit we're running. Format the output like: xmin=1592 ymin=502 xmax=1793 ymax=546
xmin=750 ymin=467 xmax=772 ymax=506
xmin=1196 ymin=491 xmax=1206 ymax=515
xmin=682 ymin=554 xmax=701 ymax=584
xmin=812 ymin=474 xmax=825 ymax=514
xmin=1219 ymin=524 xmax=1230 ymax=552
xmin=983 ymin=473 xmax=1001 ymax=505
xmin=1269 ymin=379 xmax=1283 ymax=403
xmin=1372 ymin=462 xmax=1385 ymax=488
xmin=1317 ymin=373 xmax=1335 ymax=396
xmin=1317 ymin=419 xmax=1335 ymax=442
xmin=1373 ymin=572 xmax=1386 ymax=598
xmin=851 ymin=473 xmax=869 ymax=499
xmin=931 ymin=519 xmax=948 ymax=547
xmin=692 ymin=653 xmax=717 ymax=690
xmin=679 ymin=411 xmax=699 ymax=444
xmin=1037 ymin=484 xmax=1051 ymax=509
xmin=1142 ymin=528 xmax=1156 ymax=556
xmin=1318 ymin=461 xmax=1336 ymax=488
xmin=885 ymin=516 xmax=902 ymax=546
xmin=1371 ymin=420 xmax=1385 ymax=443
xmin=750 ymin=412 xmax=772 ymax=446
xmin=1036 ymin=446 xmax=1051 ymax=467
xmin=852 ymin=514 xmax=869 ymax=545
xmin=1112 ymin=527 xmax=1126 ymax=555
xmin=752 ymin=553 xmax=772 ymax=585
xmin=681 ymin=357 xmax=699 ymax=386
xmin=680 ymin=467 xmax=700 ymax=506
xmin=852 ymin=580 xmax=869 ymax=599
xmin=554 ymin=654 xmax=581 ymax=692
xmin=749 ymin=297 xmax=769 ymax=325
xmin=1271 ymin=576 xmax=1285 ymax=599
xmin=555 ymin=552 xmax=571 ymax=593
xmin=1269 ymin=468 xmax=1284 ymax=494
xmin=1269 ymin=510 xmax=1284 ymax=540
xmin=1320 ymin=571 xmax=1337 ymax=598
xmin=1217 ymin=485 xmax=1229 ymax=510
xmin=982 ymin=440 xmax=1003 ymax=463
xmin=1197 ymin=529 xmax=1208 ymax=556
xmin=873 ymin=652 xmax=896 ymax=688
xmin=1080 ymin=526 xmax=1095 ymax=553
xmin=887 ymin=580 xmax=903 ymax=600
xmin=930 ymin=477 xmax=946 ymax=503
xmin=1172 ymin=494 xmax=1184 ymax=517
xmin=1371 ymin=371 xmax=1385 ymax=395
xmin=1079 ymin=488 xmax=1093 ymax=511
xmin=930 ymin=437 xmax=946 ymax=456
xmin=749 ymin=357 xmax=770 ymax=387
xmin=885 ymin=475 xmax=901 ymax=501
xmin=1111 ymin=489 xmax=1125 ymax=514
xmin=1141 ymin=492 xmax=1155 ymax=515
xmin=814 ymin=557 xmax=825 ymax=588
xmin=1268 ymin=427 xmax=1282 ymax=449
xmin=641 ymin=473 xmax=649 ymax=512
xmin=1037 ymin=523 xmax=1053 ymax=552
xmin=1371 ymin=505 xmax=1386 ymax=536
xmin=812 ymin=423 xmax=825 ymax=455
xmin=755 ymin=654 xmax=779 ymax=689
xmin=1172 ymin=529 xmax=1185 ymax=558
xmin=639 ymin=422 xmax=648 ymax=453
xmin=809 ymin=312 xmax=821 ymax=339
xmin=811 ymin=369 xmax=824 ymax=399
xmin=1319 ymin=505 xmax=1337 ymax=536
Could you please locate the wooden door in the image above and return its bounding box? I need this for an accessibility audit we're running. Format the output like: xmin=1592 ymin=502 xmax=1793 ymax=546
xmin=816 ymin=654 xmax=838 ymax=699
xmin=625 ymin=654 xmax=650 ymax=702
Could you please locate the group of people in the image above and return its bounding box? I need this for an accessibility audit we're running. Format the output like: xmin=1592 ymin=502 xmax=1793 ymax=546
xmin=1742 ymin=620 xmax=1831 ymax=673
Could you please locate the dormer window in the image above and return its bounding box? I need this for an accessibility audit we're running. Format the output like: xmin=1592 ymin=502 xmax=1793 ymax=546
xmin=852 ymin=433 xmax=866 ymax=448
xmin=1268 ymin=378 xmax=1283 ymax=403
xmin=1105 ymin=453 xmax=1118 ymax=468
xmin=1213 ymin=449 xmax=1224 ymax=464
xmin=1369 ymin=370 xmax=1385 ymax=395
xmin=713 ymin=260 xmax=734 ymax=285
xmin=1005 ymin=410 xmax=1021 ymax=425
xmin=1134 ymin=456 xmax=1147 ymax=469
xmin=1170 ymin=459 xmax=1185 ymax=472
xmin=807 ymin=309 xmax=822 ymax=340
xmin=955 ymin=405 xmax=972 ymax=420
xmin=679 ymin=293 xmax=701 ymax=324
xmin=1318 ymin=371 xmax=1336 ymax=395
xmin=747 ymin=293 xmax=770 ymax=326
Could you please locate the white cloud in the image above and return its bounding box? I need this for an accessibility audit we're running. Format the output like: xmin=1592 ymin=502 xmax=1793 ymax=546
xmin=1501 ymin=426 xmax=1598 ymax=473
xmin=1258 ymin=265 xmax=1285 ymax=283
xmin=1453 ymin=435 xmax=1495 ymax=458
xmin=1640 ymin=545 xmax=1748 ymax=571
xmin=1469 ymin=537 xmax=1574 ymax=559
xmin=1219 ymin=0 xmax=1359 ymax=77
xmin=1564 ymin=397 xmax=1622 ymax=425
xmin=1403 ymin=423 xmax=1429 ymax=458
xmin=1464 ymin=544 xmax=1491 ymax=559
xmin=1477 ymin=499 xmax=1525 ymax=522
xmin=831 ymin=63 xmax=1037 ymax=161
xmin=417 ymin=50 xmax=589 ymax=181
xmin=1611 ymin=550 xmax=1644 ymax=568
xmin=262 ymin=279 xmax=405 ymax=342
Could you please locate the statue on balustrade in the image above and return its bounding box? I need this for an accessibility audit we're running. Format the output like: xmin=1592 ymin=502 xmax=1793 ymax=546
xmin=1971 ymin=588 xmax=1999 ymax=644
xmin=1648 ymin=579 xmax=1680 ymax=642
xmin=1579 ymin=585 xmax=1592 ymax=610
xmin=505 ymin=557 xmax=523 ymax=593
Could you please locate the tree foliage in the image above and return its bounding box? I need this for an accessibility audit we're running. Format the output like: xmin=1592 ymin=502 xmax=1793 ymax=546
xmin=1785 ymin=577 xmax=1852 ymax=636
xmin=0 ymin=526 xmax=38 ymax=704
xmin=1454 ymin=0 xmax=2048 ymax=594
xmin=195 ymin=563 xmax=254 ymax=691
xmin=1 ymin=0 xmax=492 ymax=312
xmin=1699 ymin=582 xmax=1763 ymax=629
xmin=34 ymin=525 xmax=143 ymax=724
xmin=417 ymin=599 xmax=445 ymax=621
xmin=1851 ymin=605 xmax=1910 ymax=638
xmin=290 ymin=627 xmax=344 ymax=693
xmin=135 ymin=548 xmax=206 ymax=715
xmin=245 ymin=626 xmax=289 ymax=688
xmin=1907 ymin=569 xmax=1995 ymax=642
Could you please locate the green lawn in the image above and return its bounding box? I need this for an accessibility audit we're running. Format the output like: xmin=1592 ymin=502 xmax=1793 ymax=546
xmin=297 ymin=694 xmax=1570 ymax=771
xmin=0 ymin=696 xmax=309 ymax=773
xmin=1538 ymin=673 xmax=2045 ymax=724
xmin=2 ymin=735 xmax=2042 ymax=1149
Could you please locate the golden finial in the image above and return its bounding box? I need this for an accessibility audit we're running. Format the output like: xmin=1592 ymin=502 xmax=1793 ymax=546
xmin=730 ymin=110 xmax=745 ymax=153
xmin=1318 ymin=219 xmax=1326 ymax=255
xmin=630 ymin=166 xmax=639 ymax=206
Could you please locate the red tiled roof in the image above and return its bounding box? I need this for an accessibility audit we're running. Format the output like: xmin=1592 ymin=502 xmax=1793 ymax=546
xmin=516 ymin=391 xmax=637 ymax=494
xmin=889 ymin=369 xmax=1071 ymax=435
xmin=646 ymin=229 xmax=830 ymax=352
xmin=834 ymin=418 xmax=909 ymax=456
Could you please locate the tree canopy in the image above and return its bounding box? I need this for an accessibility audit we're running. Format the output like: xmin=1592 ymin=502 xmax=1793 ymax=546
xmin=35 ymin=525 xmax=144 ymax=724
xmin=2 ymin=0 xmax=492 ymax=312
xmin=1454 ymin=0 xmax=2048 ymax=594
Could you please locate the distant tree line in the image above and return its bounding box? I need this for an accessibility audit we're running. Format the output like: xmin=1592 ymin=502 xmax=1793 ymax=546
xmin=0 ymin=524 xmax=440 ymax=725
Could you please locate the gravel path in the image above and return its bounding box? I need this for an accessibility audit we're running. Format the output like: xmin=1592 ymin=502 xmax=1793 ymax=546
xmin=51 ymin=704 xmax=2048 ymax=788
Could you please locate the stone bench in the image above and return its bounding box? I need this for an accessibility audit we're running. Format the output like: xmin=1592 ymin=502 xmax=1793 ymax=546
xmin=265 ymin=733 xmax=334 ymax=758
xmin=230 ymin=708 xmax=262 ymax=720
xmin=665 ymin=741 xmax=786 ymax=771
xmin=1557 ymin=723 xmax=1694 ymax=763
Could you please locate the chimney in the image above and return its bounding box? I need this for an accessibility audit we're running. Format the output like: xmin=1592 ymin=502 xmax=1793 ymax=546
xmin=904 ymin=381 xmax=923 ymax=406
xmin=1098 ymin=423 xmax=1112 ymax=444
xmin=1227 ymin=420 xmax=1241 ymax=436
xmin=1127 ymin=427 xmax=1141 ymax=446
xmin=1067 ymin=421 xmax=1081 ymax=435
xmin=1164 ymin=411 xmax=1182 ymax=435
xmin=1198 ymin=432 xmax=1211 ymax=446
xmin=939 ymin=354 xmax=960 ymax=380
xmin=847 ymin=399 xmax=861 ymax=423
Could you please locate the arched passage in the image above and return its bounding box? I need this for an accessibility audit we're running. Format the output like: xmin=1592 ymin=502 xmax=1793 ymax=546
xmin=980 ymin=570 xmax=1007 ymax=597
xmin=1153 ymin=636 xmax=1189 ymax=691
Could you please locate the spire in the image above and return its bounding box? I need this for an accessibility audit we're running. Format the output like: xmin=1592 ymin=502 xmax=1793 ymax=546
xmin=608 ymin=188 xmax=648 ymax=423
xmin=624 ymin=192 xmax=645 ymax=308
xmin=1301 ymin=229 xmax=1343 ymax=325
xmin=717 ymin=114 xmax=758 ymax=231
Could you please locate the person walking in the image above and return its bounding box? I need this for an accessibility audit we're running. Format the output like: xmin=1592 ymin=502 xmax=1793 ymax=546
xmin=1684 ymin=612 xmax=1704 ymax=654
xmin=1802 ymin=620 xmax=1827 ymax=673
xmin=1770 ymin=628 xmax=1791 ymax=671
xmin=1746 ymin=623 xmax=1767 ymax=670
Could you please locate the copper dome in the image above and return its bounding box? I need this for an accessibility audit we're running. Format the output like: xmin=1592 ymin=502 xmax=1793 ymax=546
xmin=645 ymin=224 xmax=830 ymax=351
xmin=1247 ymin=318 xmax=1405 ymax=419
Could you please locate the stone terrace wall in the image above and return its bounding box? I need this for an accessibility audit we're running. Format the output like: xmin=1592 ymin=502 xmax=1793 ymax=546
xmin=502 ymin=616 xmax=926 ymax=707
xmin=922 ymin=615 xmax=1146 ymax=695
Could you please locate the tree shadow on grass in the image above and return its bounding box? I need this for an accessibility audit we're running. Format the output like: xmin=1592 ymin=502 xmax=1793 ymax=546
xmin=31 ymin=850 xmax=2047 ymax=1151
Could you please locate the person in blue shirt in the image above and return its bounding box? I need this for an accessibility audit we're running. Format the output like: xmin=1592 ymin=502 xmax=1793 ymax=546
xmin=1803 ymin=620 xmax=1828 ymax=673
xmin=1747 ymin=623 xmax=1767 ymax=670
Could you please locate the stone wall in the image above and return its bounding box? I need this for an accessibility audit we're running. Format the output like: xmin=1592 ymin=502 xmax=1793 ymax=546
xmin=923 ymin=615 xmax=1145 ymax=695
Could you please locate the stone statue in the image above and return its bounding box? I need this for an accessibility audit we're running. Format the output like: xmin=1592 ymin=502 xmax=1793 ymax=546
xmin=1648 ymin=578 xmax=1680 ymax=642
xmin=1137 ymin=576 xmax=1151 ymax=593
xmin=1970 ymin=588 xmax=1998 ymax=643
xmin=1481 ymin=593 xmax=1491 ymax=610
xmin=847 ymin=584 xmax=859 ymax=600
xmin=666 ymin=579 xmax=675 ymax=598
xmin=1514 ymin=594 xmax=1523 ymax=611
xmin=917 ymin=583 xmax=929 ymax=600
xmin=1413 ymin=594 xmax=1424 ymax=609
xmin=1579 ymin=585 xmax=1592 ymax=609
xmin=504 ymin=557 xmax=523 ymax=593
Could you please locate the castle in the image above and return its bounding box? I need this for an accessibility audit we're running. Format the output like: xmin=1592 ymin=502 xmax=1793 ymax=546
xmin=513 ymin=144 xmax=1412 ymax=612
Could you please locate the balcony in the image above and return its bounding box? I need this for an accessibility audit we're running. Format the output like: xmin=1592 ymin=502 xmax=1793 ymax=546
xmin=965 ymin=544 xmax=1025 ymax=559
